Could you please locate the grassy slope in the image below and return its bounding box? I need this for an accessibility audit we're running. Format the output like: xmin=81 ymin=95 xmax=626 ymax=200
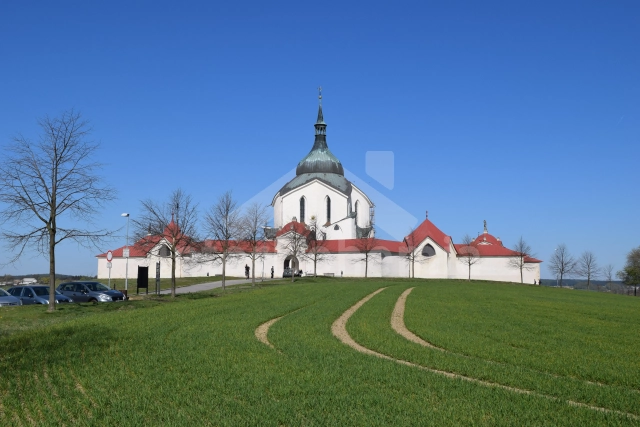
xmin=1 ymin=278 xmax=639 ymax=426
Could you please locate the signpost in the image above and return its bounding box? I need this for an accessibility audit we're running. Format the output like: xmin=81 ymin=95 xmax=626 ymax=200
xmin=106 ymin=250 xmax=113 ymax=288
xmin=155 ymin=262 xmax=161 ymax=295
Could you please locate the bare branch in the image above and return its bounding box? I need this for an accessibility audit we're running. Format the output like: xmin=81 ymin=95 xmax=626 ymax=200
xmin=576 ymin=251 xmax=599 ymax=290
xmin=302 ymin=215 xmax=332 ymax=277
xmin=132 ymin=188 xmax=200 ymax=297
xmin=457 ymin=234 xmax=481 ymax=281
xmin=238 ymin=202 xmax=270 ymax=286
xmin=0 ymin=109 xmax=116 ymax=311
xmin=204 ymin=191 xmax=242 ymax=291
xmin=507 ymin=236 xmax=535 ymax=283
xmin=548 ymin=244 xmax=576 ymax=287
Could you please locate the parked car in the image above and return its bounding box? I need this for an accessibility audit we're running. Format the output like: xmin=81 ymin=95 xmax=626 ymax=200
xmin=0 ymin=288 xmax=22 ymax=307
xmin=283 ymin=268 xmax=303 ymax=278
xmin=7 ymin=285 xmax=73 ymax=305
xmin=57 ymin=281 xmax=126 ymax=302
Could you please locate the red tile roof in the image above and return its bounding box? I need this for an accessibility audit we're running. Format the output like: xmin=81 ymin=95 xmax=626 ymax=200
xmin=200 ymin=240 xmax=277 ymax=254
xmin=404 ymin=219 xmax=452 ymax=253
xmin=454 ymin=239 xmax=542 ymax=263
xmin=318 ymin=238 xmax=408 ymax=254
xmin=275 ymin=220 xmax=310 ymax=237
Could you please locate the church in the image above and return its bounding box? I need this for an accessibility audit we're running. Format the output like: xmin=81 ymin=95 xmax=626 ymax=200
xmin=97 ymin=94 xmax=541 ymax=283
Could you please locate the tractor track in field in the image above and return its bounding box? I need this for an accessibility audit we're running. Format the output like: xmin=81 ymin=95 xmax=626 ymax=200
xmin=255 ymin=316 xmax=284 ymax=349
xmin=394 ymin=287 xmax=640 ymax=394
xmin=255 ymin=307 xmax=306 ymax=350
xmin=332 ymin=287 xmax=640 ymax=421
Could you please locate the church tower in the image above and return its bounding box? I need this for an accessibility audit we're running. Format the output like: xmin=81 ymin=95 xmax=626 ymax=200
xmin=271 ymin=89 xmax=373 ymax=240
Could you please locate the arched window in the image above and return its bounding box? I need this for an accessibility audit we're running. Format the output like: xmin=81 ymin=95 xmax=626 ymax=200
xmin=159 ymin=245 xmax=171 ymax=257
xmin=354 ymin=201 xmax=359 ymax=224
xmin=300 ymin=197 xmax=305 ymax=223
xmin=326 ymin=197 xmax=331 ymax=224
xmin=422 ymin=244 xmax=436 ymax=257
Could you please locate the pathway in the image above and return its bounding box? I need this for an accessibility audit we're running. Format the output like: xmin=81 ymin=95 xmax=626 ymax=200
xmin=158 ymin=277 xmax=277 ymax=295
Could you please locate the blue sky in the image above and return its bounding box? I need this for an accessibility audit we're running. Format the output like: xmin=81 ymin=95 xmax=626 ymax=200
xmin=1 ymin=1 xmax=638 ymax=278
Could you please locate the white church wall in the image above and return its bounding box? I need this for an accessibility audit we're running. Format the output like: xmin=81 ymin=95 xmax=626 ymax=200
xmin=450 ymin=256 xmax=540 ymax=284
xmin=412 ymin=238 xmax=450 ymax=279
xmin=274 ymin=198 xmax=283 ymax=228
xmin=381 ymin=254 xmax=408 ymax=278
xmin=350 ymin=185 xmax=373 ymax=228
xmin=279 ymin=181 xmax=346 ymax=225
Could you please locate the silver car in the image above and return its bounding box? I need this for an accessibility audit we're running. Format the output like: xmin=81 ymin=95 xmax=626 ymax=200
xmin=7 ymin=285 xmax=73 ymax=305
xmin=57 ymin=281 xmax=126 ymax=302
xmin=0 ymin=288 xmax=22 ymax=307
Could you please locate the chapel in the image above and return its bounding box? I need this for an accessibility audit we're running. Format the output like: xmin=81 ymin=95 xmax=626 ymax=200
xmin=97 ymin=93 xmax=541 ymax=283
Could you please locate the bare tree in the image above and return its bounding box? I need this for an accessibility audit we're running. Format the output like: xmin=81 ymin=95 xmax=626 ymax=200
xmin=204 ymin=191 xmax=241 ymax=292
xmin=576 ymin=251 xmax=599 ymax=290
xmin=133 ymin=188 xmax=199 ymax=298
xmin=0 ymin=110 xmax=115 ymax=311
xmin=354 ymin=236 xmax=380 ymax=278
xmin=238 ymin=202 xmax=269 ymax=287
xmin=548 ymin=244 xmax=576 ymax=287
xmin=281 ymin=222 xmax=308 ymax=282
xmin=457 ymin=234 xmax=481 ymax=281
xmin=602 ymin=263 xmax=615 ymax=291
xmin=508 ymin=236 xmax=535 ymax=283
xmin=302 ymin=216 xmax=331 ymax=276
xmin=404 ymin=227 xmax=423 ymax=279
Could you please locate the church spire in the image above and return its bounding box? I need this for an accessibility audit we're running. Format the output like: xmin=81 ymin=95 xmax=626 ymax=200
xmin=294 ymin=88 xmax=344 ymax=176
xmin=315 ymin=86 xmax=326 ymax=136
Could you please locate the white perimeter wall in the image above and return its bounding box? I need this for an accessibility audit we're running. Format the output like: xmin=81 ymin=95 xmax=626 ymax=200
xmin=98 ymin=248 xmax=540 ymax=283
xmin=450 ymin=256 xmax=540 ymax=284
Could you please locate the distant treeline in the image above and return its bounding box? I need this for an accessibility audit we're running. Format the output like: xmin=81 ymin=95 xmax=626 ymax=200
xmin=540 ymin=278 xmax=635 ymax=294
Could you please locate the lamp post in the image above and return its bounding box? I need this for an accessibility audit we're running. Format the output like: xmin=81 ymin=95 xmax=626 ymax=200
xmin=122 ymin=213 xmax=130 ymax=295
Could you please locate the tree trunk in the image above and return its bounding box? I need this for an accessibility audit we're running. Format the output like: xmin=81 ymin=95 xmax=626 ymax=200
xmin=291 ymin=257 xmax=295 ymax=283
xmin=520 ymin=263 xmax=523 ymax=283
xmin=314 ymin=259 xmax=317 ymax=277
xmin=171 ymin=252 xmax=177 ymax=297
xmin=222 ymin=253 xmax=226 ymax=292
xmin=251 ymin=254 xmax=256 ymax=287
xmin=365 ymin=256 xmax=368 ymax=278
xmin=48 ymin=228 xmax=56 ymax=312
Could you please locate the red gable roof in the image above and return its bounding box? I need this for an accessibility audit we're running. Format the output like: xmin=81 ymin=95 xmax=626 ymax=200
xmin=275 ymin=220 xmax=310 ymax=238
xmin=404 ymin=219 xmax=451 ymax=253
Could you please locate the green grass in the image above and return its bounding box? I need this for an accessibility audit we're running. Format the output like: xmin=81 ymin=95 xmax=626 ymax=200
xmin=1 ymin=278 xmax=639 ymax=426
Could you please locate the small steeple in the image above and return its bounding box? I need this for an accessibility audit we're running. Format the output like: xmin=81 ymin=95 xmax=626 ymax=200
xmin=315 ymin=86 xmax=326 ymax=136
xmin=295 ymin=88 xmax=344 ymax=176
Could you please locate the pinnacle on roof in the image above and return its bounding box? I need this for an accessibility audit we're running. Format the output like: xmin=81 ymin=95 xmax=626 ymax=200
xmin=296 ymin=88 xmax=344 ymax=176
xmin=316 ymin=86 xmax=325 ymax=127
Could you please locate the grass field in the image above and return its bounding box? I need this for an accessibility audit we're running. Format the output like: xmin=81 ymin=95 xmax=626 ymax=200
xmin=1 ymin=278 xmax=639 ymax=426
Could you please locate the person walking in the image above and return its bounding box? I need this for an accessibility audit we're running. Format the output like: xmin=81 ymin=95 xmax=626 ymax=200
xmin=270 ymin=266 xmax=274 ymax=279
xmin=245 ymin=264 xmax=250 ymax=279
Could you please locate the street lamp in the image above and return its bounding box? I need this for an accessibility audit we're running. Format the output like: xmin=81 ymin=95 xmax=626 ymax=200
xmin=121 ymin=213 xmax=130 ymax=295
